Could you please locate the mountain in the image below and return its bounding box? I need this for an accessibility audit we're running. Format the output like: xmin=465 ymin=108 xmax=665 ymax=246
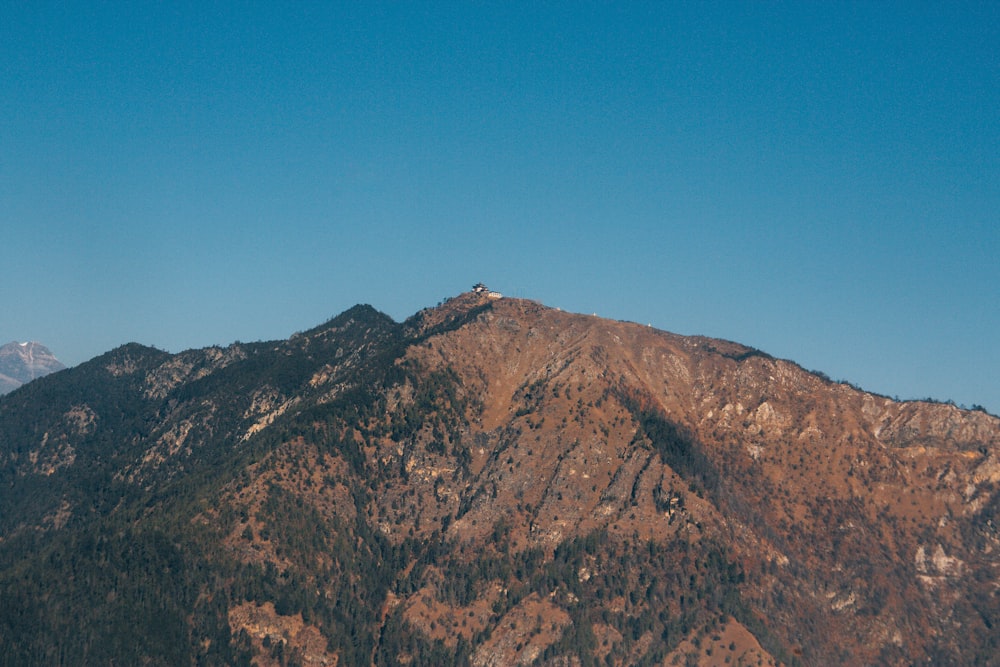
xmin=0 ymin=341 xmax=66 ymax=394
xmin=0 ymin=292 xmax=997 ymax=666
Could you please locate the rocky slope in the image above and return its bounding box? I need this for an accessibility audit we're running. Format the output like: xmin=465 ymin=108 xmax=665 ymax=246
xmin=0 ymin=341 xmax=66 ymax=394
xmin=0 ymin=293 xmax=996 ymax=666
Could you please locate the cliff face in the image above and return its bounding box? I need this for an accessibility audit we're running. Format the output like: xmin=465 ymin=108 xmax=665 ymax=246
xmin=0 ymin=341 xmax=66 ymax=394
xmin=0 ymin=294 xmax=996 ymax=666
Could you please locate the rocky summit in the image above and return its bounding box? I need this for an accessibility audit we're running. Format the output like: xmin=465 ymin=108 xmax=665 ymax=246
xmin=0 ymin=340 xmax=65 ymax=394
xmin=0 ymin=291 xmax=996 ymax=666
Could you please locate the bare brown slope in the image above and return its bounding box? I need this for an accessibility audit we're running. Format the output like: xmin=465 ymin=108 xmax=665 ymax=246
xmin=384 ymin=294 xmax=1000 ymax=665
xmin=208 ymin=293 xmax=998 ymax=666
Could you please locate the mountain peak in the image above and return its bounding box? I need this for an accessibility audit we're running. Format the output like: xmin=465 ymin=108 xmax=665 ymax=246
xmin=0 ymin=340 xmax=66 ymax=394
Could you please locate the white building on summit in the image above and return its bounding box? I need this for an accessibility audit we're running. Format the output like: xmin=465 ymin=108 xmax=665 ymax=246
xmin=472 ymin=283 xmax=502 ymax=299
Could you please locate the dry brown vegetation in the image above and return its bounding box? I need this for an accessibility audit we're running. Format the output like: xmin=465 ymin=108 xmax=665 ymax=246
xmin=1 ymin=292 xmax=996 ymax=665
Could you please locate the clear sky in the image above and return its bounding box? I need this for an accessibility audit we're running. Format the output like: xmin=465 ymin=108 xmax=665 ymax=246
xmin=2 ymin=2 xmax=998 ymax=413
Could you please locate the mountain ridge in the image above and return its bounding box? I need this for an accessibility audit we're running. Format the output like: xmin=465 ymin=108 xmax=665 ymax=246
xmin=0 ymin=291 xmax=996 ymax=666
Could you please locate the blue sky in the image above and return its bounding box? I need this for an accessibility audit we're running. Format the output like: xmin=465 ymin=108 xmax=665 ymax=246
xmin=2 ymin=2 xmax=998 ymax=412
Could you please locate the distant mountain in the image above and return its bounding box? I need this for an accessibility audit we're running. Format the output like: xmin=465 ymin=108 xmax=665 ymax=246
xmin=0 ymin=292 xmax=996 ymax=666
xmin=0 ymin=341 xmax=65 ymax=394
